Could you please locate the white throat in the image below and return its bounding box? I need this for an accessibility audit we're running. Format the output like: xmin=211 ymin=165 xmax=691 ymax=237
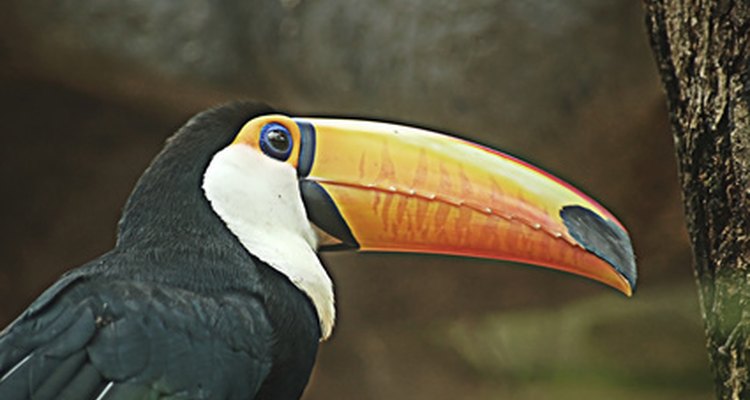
xmin=202 ymin=144 xmax=335 ymax=340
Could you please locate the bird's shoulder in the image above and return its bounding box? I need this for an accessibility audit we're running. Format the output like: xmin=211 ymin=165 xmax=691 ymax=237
xmin=0 ymin=257 xmax=276 ymax=399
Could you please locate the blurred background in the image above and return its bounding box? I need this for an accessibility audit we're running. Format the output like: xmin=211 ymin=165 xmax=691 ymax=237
xmin=0 ymin=1 xmax=711 ymax=399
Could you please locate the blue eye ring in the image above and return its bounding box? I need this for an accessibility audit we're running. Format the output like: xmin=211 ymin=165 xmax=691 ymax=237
xmin=259 ymin=122 xmax=293 ymax=161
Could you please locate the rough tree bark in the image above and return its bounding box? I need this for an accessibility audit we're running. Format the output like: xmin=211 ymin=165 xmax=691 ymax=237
xmin=644 ymin=1 xmax=750 ymax=398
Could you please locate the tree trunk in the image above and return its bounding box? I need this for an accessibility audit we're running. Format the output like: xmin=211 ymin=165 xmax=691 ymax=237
xmin=643 ymin=1 xmax=750 ymax=398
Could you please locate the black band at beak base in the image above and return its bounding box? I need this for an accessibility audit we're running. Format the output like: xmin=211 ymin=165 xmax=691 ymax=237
xmin=296 ymin=120 xmax=316 ymax=178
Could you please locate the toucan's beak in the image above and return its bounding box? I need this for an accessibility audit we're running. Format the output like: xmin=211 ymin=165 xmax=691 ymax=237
xmin=293 ymin=118 xmax=636 ymax=296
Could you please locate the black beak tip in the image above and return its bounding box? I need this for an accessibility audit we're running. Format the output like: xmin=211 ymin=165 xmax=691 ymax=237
xmin=560 ymin=205 xmax=637 ymax=293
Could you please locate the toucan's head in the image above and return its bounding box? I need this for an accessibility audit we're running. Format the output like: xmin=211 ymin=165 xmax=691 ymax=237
xmin=199 ymin=105 xmax=636 ymax=340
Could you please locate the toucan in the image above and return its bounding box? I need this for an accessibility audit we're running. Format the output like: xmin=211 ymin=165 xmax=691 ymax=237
xmin=0 ymin=101 xmax=636 ymax=399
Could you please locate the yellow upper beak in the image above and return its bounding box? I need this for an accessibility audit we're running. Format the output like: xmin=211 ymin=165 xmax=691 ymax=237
xmin=237 ymin=115 xmax=637 ymax=296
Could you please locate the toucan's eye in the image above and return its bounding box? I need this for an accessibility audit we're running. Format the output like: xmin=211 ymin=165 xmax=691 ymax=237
xmin=260 ymin=123 xmax=293 ymax=161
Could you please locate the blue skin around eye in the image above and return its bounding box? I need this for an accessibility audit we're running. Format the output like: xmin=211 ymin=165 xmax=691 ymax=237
xmin=260 ymin=123 xmax=293 ymax=161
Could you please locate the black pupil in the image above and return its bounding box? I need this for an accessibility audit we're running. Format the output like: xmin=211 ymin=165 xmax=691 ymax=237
xmin=267 ymin=129 xmax=290 ymax=151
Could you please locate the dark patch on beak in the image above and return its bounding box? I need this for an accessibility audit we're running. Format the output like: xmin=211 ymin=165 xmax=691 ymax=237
xmin=561 ymin=205 xmax=637 ymax=291
xmin=299 ymin=180 xmax=359 ymax=250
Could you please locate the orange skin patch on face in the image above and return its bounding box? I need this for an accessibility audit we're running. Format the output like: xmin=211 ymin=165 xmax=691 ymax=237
xmin=233 ymin=115 xmax=303 ymax=170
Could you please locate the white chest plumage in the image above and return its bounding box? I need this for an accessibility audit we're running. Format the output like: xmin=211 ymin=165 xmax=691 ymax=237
xmin=202 ymin=144 xmax=335 ymax=340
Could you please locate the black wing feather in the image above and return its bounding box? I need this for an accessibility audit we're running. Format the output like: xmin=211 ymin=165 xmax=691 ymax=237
xmin=0 ymin=276 xmax=274 ymax=400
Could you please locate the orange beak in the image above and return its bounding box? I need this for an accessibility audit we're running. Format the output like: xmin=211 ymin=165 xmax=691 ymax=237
xmin=293 ymin=118 xmax=636 ymax=296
